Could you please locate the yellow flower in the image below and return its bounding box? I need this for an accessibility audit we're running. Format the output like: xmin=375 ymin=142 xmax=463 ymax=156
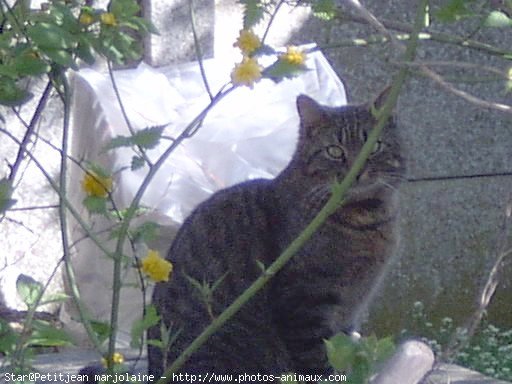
xmin=231 ymin=57 xmax=262 ymax=88
xmin=101 ymin=352 xmax=124 ymax=367
xmin=234 ymin=29 xmax=261 ymax=55
xmin=100 ymin=12 xmax=117 ymax=26
xmin=280 ymin=46 xmax=307 ymax=66
xmin=79 ymin=12 xmax=94 ymax=26
xmin=82 ymin=170 xmax=113 ymax=198
xmin=141 ymin=250 xmax=173 ymax=283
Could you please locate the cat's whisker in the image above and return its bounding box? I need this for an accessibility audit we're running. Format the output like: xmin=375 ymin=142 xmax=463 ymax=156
xmin=376 ymin=179 xmax=398 ymax=193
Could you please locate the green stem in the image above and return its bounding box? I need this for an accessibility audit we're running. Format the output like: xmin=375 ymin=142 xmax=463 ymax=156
xmin=332 ymin=12 xmax=510 ymax=58
xmin=157 ymin=2 xmax=426 ymax=381
xmin=189 ymin=0 xmax=213 ymax=101
xmin=57 ymin=73 xmax=104 ymax=352
xmin=106 ymin=86 xmax=235 ymax=369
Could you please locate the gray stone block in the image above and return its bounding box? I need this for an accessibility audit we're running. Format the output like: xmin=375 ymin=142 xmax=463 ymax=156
xmin=142 ymin=0 xmax=214 ymax=66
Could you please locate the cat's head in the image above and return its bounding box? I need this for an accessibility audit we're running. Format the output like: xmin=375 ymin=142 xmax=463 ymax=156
xmin=291 ymin=89 xmax=405 ymax=204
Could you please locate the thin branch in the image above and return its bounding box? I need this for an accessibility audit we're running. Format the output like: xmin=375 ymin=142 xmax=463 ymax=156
xmin=334 ymin=10 xmax=511 ymax=58
xmin=261 ymin=0 xmax=286 ymax=45
xmin=442 ymin=196 xmax=512 ymax=361
xmin=189 ymin=0 xmax=213 ymax=101
xmin=107 ymin=61 xmax=153 ymax=168
xmin=57 ymin=74 xmax=103 ymax=353
xmin=9 ymin=204 xmax=59 ymax=211
xmin=342 ymin=0 xmax=404 ymax=52
xmin=8 ymin=81 xmax=53 ymax=185
xmin=419 ymin=65 xmax=511 ymax=114
xmin=107 ymin=82 xmax=236 ymax=367
xmin=397 ymin=60 xmax=509 ymax=80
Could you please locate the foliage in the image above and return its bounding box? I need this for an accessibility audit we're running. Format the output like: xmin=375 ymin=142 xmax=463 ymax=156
xmin=325 ymin=333 xmax=395 ymax=383
xmin=403 ymin=301 xmax=512 ymax=381
xmin=0 ymin=275 xmax=73 ymax=375
xmin=0 ymin=0 xmax=153 ymax=107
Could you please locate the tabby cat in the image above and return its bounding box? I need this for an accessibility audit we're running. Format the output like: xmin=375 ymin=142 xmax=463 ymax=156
xmin=148 ymin=90 xmax=405 ymax=381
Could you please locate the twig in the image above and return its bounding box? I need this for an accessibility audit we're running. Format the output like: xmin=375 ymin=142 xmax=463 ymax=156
xmin=442 ymin=196 xmax=512 ymax=361
xmin=189 ymin=0 xmax=213 ymax=101
xmin=8 ymin=81 xmax=53 ymax=185
xmin=261 ymin=0 xmax=286 ymax=45
xmin=342 ymin=0 xmax=403 ymax=52
xmin=397 ymin=60 xmax=509 ymax=79
xmin=419 ymin=65 xmax=511 ymax=114
xmin=107 ymin=61 xmax=153 ymax=168
xmin=9 ymin=204 xmax=59 ymax=211
xmin=57 ymin=74 xmax=103 ymax=353
xmin=106 ymin=83 xmax=236 ymax=368
xmin=334 ymin=10 xmax=511 ymax=58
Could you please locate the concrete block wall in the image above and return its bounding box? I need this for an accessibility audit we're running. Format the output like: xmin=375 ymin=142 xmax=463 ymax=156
xmin=286 ymin=0 xmax=512 ymax=333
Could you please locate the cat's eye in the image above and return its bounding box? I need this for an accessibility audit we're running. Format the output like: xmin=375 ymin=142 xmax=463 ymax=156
xmin=325 ymin=145 xmax=346 ymax=160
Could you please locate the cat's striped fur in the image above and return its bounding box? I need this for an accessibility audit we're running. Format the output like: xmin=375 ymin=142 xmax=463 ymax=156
xmin=148 ymin=91 xmax=405 ymax=381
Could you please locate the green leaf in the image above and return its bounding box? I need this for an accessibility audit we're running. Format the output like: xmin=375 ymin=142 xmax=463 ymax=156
xmin=90 ymin=320 xmax=111 ymax=344
xmin=104 ymin=135 xmax=133 ymax=151
xmin=211 ymin=272 xmax=229 ymax=293
xmin=111 ymin=0 xmax=141 ymax=18
xmin=86 ymin=163 xmax=111 ymax=179
xmin=131 ymin=156 xmax=145 ymax=171
xmin=77 ymin=37 xmax=97 ymax=65
xmin=435 ymin=0 xmax=475 ymax=22
xmin=349 ymin=353 xmax=371 ymax=383
xmin=484 ymin=11 xmax=512 ymax=28
xmin=0 ymin=319 xmax=19 ymax=355
xmin=16 ymin=274 xmax=43 ymax=309
xmin=324 ymin=333 xmax=357 ymax=372
xmin=27 ymin=22 xmax=76 ymax=50
xmin=14 ymin=52 xmax=51 ymax=76
xmin=83 ymin=195 xmax=107 ymax=214
xmin=0 ymin=178 xmax=17 ymax=214
xmin=40 ymin=293 xmax=70 ymax=306
xmin=240 ymin=0 xmax=265 ymax=29
xmin=130 ymin=305 xmax=160 ymax=349
xmin=42 ymin=49 xmax=76 ymax=68
xmin=262 ymin=59 xmax=308 ymax=83
xmin=131 ymin=221 xmax=160 ymax=244
xmin=0 ymin=78 xmax=33 ymax=107
xmin=50 ymin=3 xmax=81 ymax=34
xmin=374 ymin=336 xmax=395 ymax=362
xmin=29 ymin=320 xmax=75 ymax=347
xmin=132 ymin=125 xmax=165 ymax=149
xmin=311 ymin=0 xmax=337 ymax=20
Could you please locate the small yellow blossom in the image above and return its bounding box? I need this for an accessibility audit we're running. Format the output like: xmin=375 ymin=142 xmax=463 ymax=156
xmin=79 ymin=12 xmax=94 ymax=26
xmin=234 ymin=29 xmax=261 ymax=55
xmin=141 ymin=250 xmax=173 ymax=283
xmin=231 ymin=57 xmax=262 ymax=88
xmin=82 ymin=170 xmax=113 ymax=198
xmin=280 ymin=46 xmax=307 ymax=66
xmin=100 ymin=12 xmax=117 ymax=26
xmin=101 ymin=352 xmax=124 ymax=367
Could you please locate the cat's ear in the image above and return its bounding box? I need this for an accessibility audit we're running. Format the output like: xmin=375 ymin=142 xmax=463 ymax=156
xmin=371 ymin=86 xmax=393 ymax=112
xmin=296 ymin=95 xmax=327 ymax=128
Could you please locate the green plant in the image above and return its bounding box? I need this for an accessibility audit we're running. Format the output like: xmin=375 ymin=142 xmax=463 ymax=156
xmin=403 ymin=301 xmax=512 ymax=381
xmin=324 ymin=333 xmax=395 ymax=383
xmin=0 ymin=275 xmax=73 ymax=376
